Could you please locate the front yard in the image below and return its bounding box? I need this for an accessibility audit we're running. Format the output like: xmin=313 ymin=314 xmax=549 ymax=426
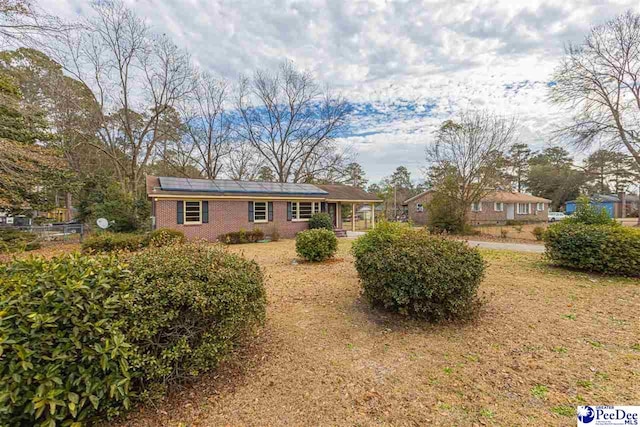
xmin=108 ymin=238 xmax=639 ymax=426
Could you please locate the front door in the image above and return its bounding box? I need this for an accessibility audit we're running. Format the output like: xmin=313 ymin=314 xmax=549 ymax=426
xmin=506 ymin=203 xmax=515 ymax=220
xmin=328 ymin=203 xmax=337 ymax=228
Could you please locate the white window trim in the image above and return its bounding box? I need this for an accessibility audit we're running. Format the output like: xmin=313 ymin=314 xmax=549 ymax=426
xmin=184 ymin=200 xmax=202 ymax=224
xmin=536 ymin=202 xmax=545 ymax=211
xmin=471 ymin=202 xmax=482 ymax=212
xmin=416 ymin=203 xmax=424 ymax=212
xmin=253 ymin=201 xmax=268 ymax=223
xmin=494 ymin=202 xmax=504 ymax=212
xmin=516 ymin=203 xmax=531 ymax=215
xmin=291 ymin=201 xmax=320 ymax=222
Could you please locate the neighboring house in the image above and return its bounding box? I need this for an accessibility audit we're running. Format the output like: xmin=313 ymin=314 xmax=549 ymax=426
xmin=565 ymin=193 xmax=639 ymax=218
xmin=146 ymin=176 xmax=381 ymax=240
xmin=403 ymin=190 xmax=551 ymax=226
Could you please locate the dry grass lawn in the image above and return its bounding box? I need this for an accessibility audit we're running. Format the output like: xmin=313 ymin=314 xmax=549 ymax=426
xmin=473 ymin=223 xmax=547 ymax=242
xmin=109 ymin=239 xmax=640 ymax=426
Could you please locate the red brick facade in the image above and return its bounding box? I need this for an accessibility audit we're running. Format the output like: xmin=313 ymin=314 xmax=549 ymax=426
xmin=154 ymin=199 xmax=310 ymax=241
xmin=404 ymin=191 xmax=550 ymax=226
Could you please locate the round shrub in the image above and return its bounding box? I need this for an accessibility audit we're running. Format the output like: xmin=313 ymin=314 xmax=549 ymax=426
xmin=309 ymin=212 xmax=333 ymax=231
xmin=353 ymin=228 xmax=486 ymax=321
xmin=146 ymin=228 xmax=186 ymax=247
xmin=544 ymin=222 xmax=640 ymax=276
xmin=295 ymin=228 xmax=338 ymax=262
xmin=81 ymin=232 xmax=146 ymax=253
xmin=351 ymin=221 xmax=409 ymax=259
xmin=0 ymin=254 xmax=134 ymax=426
xmin=124 ymin=244 xmax=266 ymax=395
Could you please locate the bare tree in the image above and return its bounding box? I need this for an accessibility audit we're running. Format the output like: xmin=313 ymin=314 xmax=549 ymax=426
xmin=235 ymin=61 xmax=350 ymax=183
xmin=426 ymin=111 xmax=516 ymax=226
xmin=0 ymin=0 xmax=72 ymax=48
xmin=179 ymin=71 xmax=232 ymax=179
xmin=55 ymin=1 xmax=194 ymax=198
xmin=226 ymin=141 xmax=261 ymax=181
xmin=551 ymin=10 xmax=640 ymax=169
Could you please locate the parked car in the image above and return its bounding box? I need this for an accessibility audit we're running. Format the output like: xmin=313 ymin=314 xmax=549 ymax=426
xmin=548 ymin=211 xmax=567 ymax=222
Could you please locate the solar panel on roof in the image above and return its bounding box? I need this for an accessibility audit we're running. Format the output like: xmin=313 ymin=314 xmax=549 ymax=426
xmin=158 ymin=176 xmax=327 ymax=195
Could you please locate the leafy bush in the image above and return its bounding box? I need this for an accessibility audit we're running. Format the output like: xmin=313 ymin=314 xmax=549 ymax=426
xmin=0 ymin=254 xmax=134 ymax=425
xmin=352 ymin=221 xmax=409 ymax=259
xmin=146 ymin=228 xmax=186 ymax=247
xmin=125 ymin=244 xmax=266 ymax=395
xmin=566 ymin=196 xmax=616 ymax=226
xmin=309 ymin=212 xmax=333 ymax=231
xmin=82 ymin=232 xmax=146 ymax=253
xmin=544 ymin=222 xmax=640 ymax=276
xmin=218 ymin=228 xmax=265 ymax=244
xmin=532 ymin=226 xmax=545 ymax=241
xmin=0 ymin=229 xmax=40 ymax=253
xmin=427 ymin=190 xmax=465 ymax=234
xmin=295 ymin=228 xmax=338 ymax=262
xmin=353 ymin=228 xmax=486 ymax=321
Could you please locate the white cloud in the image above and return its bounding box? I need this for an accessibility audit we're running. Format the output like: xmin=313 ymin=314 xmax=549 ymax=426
xmin=41 ymin=0 xmax=640 ymax=182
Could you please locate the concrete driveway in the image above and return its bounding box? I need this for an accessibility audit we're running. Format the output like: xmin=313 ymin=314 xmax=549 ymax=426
xmin=466 ymin=240 xmax=545 ymax=253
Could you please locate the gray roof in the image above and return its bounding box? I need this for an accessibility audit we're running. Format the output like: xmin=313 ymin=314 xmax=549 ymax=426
xmin=156 ymin=176 xmax=328 ymax=196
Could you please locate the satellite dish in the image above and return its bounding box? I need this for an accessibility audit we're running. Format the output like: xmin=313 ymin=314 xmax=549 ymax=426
xmin=96 ymin=218 xmax=110 ymax=229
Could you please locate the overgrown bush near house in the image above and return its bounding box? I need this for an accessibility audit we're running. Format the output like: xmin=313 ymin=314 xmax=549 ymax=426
xmin=81 ymin=232 xmax=146 ymax=253
xmin=565 ymin=196 xmax=616 ymax=226
xmin=309 ymin=212 xmax=333 ymax=231
xmin=218 ymin=228 xmax=264 ymax=244
xmin=0 ymin=254 xmax=134 ymax=426
xmin=295 ymin=228 xmax=338 ymax=261
xmin=532 ymin=226 xmax=545 ymax=241
xmin=353 ymin=228 xmax=486 ymax=321
xmin=146 ymin=228 xmax=186 ymax=247
xmin=544 ymin=222 xmax=640 ymax=276
xmin=125 ymin=244 xmax=266 ymax=396
xmin=426 ymin=190 xmax=465 ymax=234
xmin=0 ymin=229 xmax=40 ymax=253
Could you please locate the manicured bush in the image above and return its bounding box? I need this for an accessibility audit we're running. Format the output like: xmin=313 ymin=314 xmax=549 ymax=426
xmin=125 ymin=244 xmax=266 ymax=396
xmin=544 ymin=222 xmax=640 ymax=276
xmin=146 ymin=228 xmax=186 ymax=247
xmin=353 ymin=228 xmax=486 ymax=321
xmin=0 ymin=229 xmax=40 ymax=253
xmin=218 ymin=228 xmax=265 ymax=244
xmin=0 ymin=254 xmax=134 ymax=426
xmin=295 ymin=228 xmax=338 ymax=262
xmin=309 ymin=212 xmax=333 ymax=231
xmin=351 ymin=221 xmax=409 ymax=259
xmin=532 ymin=226 xmax=545 ymax=241
xmin=81 ymin=232 xmax=146 ymax=253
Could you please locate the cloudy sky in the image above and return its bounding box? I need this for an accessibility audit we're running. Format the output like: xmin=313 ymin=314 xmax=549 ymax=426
xmin=44 ymin=0 xmax=640 ymax=183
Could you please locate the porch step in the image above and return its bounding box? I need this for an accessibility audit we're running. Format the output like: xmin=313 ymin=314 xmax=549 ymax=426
xmin=333 ymin=228 xmax=348 ymax=238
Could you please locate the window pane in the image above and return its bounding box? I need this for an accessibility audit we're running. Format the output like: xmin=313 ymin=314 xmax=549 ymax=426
xmin=299 ymin=202 xmax=313 ymax=219
xmin=254 ymin=202 xmax=267 ymax=221
xmin=185 ymin=201 xmax=201 ymax=222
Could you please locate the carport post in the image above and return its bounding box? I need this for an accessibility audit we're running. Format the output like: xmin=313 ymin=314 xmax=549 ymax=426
xmin=371 ymin=203 xmax=375 ymax=228
xmin=352 ymin=203 xmax=356 ymax=232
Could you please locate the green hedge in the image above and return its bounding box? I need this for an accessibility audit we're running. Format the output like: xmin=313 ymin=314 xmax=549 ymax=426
xmin=353 ymin=226 xmax=485 ymax=321
xmin=0 ymin=229 xmax=41 ymax=253
xmin=218 ymin=228 xmax=265 ymax=244
xmin=125 ymin=244 xmax=266 ymax=396
xmin=544 ymin=222 xmax=640 ymax=276
xmin=146 ymin=228 xmax=186 ymax=247
xmin=0 ymin=254 xmax=133 ymax=425
xmin=309 ymin=213 xmax=333 ymax=231
xmin=0 ymin=244 xmax=266 ymax=425
xmin=295 ymin=228 xmax=337 ymax=262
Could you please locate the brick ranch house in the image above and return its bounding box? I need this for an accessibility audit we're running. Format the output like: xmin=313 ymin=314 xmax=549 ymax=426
xmin=147 ymin=176 xmax=382 ymax=240
xmin=403 ymin=190 xmax=552 ymax=226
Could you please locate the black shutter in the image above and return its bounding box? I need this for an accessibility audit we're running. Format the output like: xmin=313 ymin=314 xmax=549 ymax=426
xmin=268 ymin=202 xmax=273 ymax=221
xmin=287 ymin=202 xmax=292 ymax=221
xmin=177 ymin=201 xmax=184 ymax=224
xmin=248 ymin=201 xmax=254 ymax=222
xmin=202 ymin=201 xmax=209 ymax=223
xmin=321 ymin=202 xmax=327 ymax=213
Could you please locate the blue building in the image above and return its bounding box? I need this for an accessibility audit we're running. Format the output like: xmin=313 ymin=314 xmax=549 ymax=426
xmin=565 ymin=193 xmax=639 ymax=218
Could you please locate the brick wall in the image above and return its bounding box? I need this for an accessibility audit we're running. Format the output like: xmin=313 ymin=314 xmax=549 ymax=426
xmin=154 ymin=199 xmax=309 ymax=241
xmin=407 ymin=194 xmax=549 ymax=226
